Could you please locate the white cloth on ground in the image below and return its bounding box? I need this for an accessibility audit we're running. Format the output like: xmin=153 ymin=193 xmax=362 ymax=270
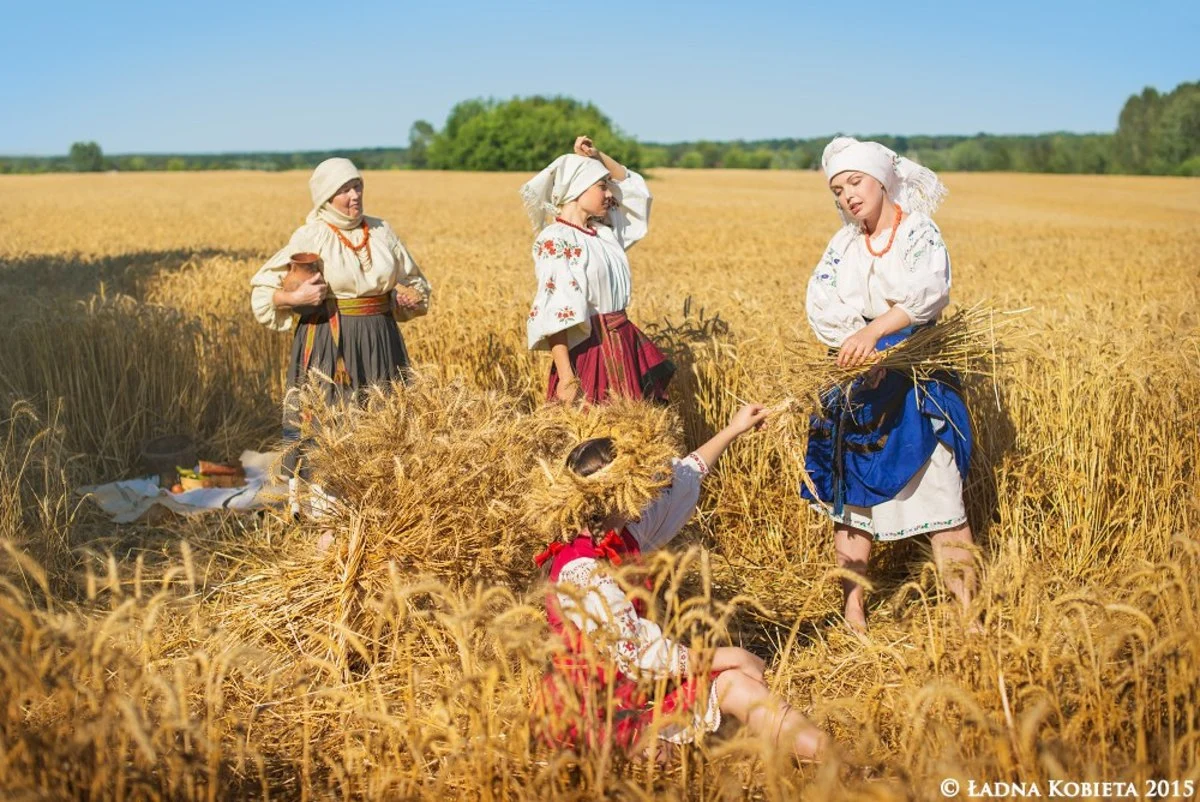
xmin=77 ymin=451 xmax=283 ymax=523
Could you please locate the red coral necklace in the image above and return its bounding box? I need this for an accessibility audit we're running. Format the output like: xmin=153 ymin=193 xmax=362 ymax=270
xmin=327 ymin=221 xmax=371 ymax=252
xmin=863 ymin=204 xmax=903 ymax=257
xmin=555 ymin=216 xmax=597 ymax=237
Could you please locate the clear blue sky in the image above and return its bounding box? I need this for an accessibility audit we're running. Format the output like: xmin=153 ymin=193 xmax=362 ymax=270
xmin=1 ymin=0 xmax=1196 ymax=155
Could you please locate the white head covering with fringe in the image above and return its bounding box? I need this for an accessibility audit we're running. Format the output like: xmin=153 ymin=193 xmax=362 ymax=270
xmin=821 ymin=137 xmax=947 ymax=228
xmin=307 ymin=158 xmax=364 ymax=230
xmin=519 ymin=154 xmax=611 ymax=231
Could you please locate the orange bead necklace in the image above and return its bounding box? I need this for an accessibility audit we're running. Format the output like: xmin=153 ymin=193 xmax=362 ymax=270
xmin=327 ymin=221 xmax=371 ymax=253
xmin=863 ymin=204 xmax=903 ymax=257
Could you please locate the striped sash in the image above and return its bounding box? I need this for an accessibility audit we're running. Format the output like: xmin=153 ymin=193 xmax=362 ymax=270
xmin=299 ymin=294 xmax=393 ymax=385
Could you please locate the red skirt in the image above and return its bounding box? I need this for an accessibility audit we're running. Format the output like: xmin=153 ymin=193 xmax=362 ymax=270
xmin=535 ymin=652 xmax=717 ymax=752
xmin=546 ymin=311 xmax=675 ymax=405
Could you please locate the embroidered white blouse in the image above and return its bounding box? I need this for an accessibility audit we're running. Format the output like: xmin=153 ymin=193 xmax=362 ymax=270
xmin=553 ymin=452 xmax=708 ymax=679
xmin=250 ymin=216 xmax=432 ymax=332
xmin=525 ymin=171 xmax=652 ymax=351
xmin=805 ymin=211 xmax=951 ymax=348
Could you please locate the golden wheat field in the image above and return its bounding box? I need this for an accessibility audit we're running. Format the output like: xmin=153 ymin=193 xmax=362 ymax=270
xmin=0 ymin=168 xmax=1197 ymax=801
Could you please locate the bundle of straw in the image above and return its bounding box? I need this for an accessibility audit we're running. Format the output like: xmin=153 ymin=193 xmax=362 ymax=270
xmin=206 ymin=373 xmax=686 ymax=682
xmin=779 ymin=302 xmax=1023 ymax=407
xmin=764 ymin=302 xmax=1024 ymax=502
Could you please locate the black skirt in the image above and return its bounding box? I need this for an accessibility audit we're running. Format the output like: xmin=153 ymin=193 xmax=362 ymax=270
xmin=282 ymin=313 xmax=410 ymax=476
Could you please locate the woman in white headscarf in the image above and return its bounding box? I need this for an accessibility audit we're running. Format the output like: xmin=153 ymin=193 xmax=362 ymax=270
xmin=522 ymin=136 xmax=674 ymax=405
xmin=802 ymin=137 xmax=978 ymax=633
xmin=250 ymin=158 xmax=432 ymax=511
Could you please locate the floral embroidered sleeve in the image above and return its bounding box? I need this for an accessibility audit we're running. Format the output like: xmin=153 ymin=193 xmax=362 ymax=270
xmin=626 ymin=454 xmax=710 ymax=553
xmin=525 ymin=230 xmax=592 ymax=351
xmin=893 ymin=217 xmax=951 ymax=326
xmin=606 ymin=170 xmax=652 ymax=250
xmin=805 ymin=228 xmax=866 ymax=348
xmin=557 ymin=557 xmax=689 ymax=679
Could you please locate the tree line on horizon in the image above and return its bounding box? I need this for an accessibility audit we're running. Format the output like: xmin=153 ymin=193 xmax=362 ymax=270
xmin=3 ymin=82 xmax=1196 ymax=177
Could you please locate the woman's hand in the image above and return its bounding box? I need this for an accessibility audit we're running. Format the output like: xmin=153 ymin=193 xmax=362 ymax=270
xmin=287 ymin=273 xmax=327 ymax=308
xmin=837 ymin=328 xmax=880 ymax=368
xmin=574 ymin=135 xmax=599 ymax=159
xmin=727 ymin=403 xmax=771 ymax=436
xmin=394 ymin=285 xmax=423 ymax=309
xmin=555 ymin=377 xmax=580 ymax=404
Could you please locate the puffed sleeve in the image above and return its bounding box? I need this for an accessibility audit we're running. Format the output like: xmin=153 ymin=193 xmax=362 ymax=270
xmin=384 ymin=224 xmax=432 ymax=323
xmin=606 ymin=169 xmax=652 ymax=250
xmin=626 ymin=453 xmax=709 ymax=553
xmin=805 ymin=230 xmax=866 ymax=348
xmin=894 ymin=217 xmax=951 ymax=326
xmin=250 ymin=227 xmax=312 ymax=332
xmin=525 ymin=230 xmax=592 ymax=351
xmin=556 ymin=557 xmax=689 ymax=679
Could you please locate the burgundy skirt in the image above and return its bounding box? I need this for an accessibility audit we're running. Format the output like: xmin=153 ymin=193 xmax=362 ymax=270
xmin=546 ymin=311 xmax=675 ymax=405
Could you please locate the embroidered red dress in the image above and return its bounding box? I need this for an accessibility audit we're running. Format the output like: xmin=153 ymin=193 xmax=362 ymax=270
xmin=533 ymin=453 xmax=721 ymax=751
xmin=524 ymin=172 xmax=675 ymax=405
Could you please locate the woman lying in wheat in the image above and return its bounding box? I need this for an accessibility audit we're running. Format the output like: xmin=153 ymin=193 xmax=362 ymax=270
xmin=530 ymin=403 xmax=830 ymax=760
xmin=250 ymin=158 xmax=432 ymax=518
xmin=522 ymin=136 xmax=674 ymax=405
xmin=802 ymin=137 xmax=978 ymax=633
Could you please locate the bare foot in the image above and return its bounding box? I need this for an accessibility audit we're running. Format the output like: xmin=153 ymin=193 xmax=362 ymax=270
xmin=316 ymin=530 xmax=335 ymax=554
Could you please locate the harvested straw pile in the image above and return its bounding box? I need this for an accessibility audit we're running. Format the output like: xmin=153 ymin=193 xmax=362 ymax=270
xmin=524 ymin=400 xmax=682 ymax=542
xmin=207 ymin=375 xmax=686 ymax=679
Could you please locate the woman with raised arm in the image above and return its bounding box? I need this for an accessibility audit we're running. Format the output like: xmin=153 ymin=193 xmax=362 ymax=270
xmin=523 ymin=137 xmax=674 ymax=405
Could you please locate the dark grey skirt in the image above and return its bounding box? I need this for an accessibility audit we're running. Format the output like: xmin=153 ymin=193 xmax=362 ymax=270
xmin=282 ymin=312 xmax=410 ymax=476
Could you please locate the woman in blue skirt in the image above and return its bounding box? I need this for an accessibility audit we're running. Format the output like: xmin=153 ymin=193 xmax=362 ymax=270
xmin=803 ymin=137 xmax=978 ymax=633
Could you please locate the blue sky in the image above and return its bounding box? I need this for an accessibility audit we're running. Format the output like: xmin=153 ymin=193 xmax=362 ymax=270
xmin=1 ymin=0 xmax=1196 ymax=155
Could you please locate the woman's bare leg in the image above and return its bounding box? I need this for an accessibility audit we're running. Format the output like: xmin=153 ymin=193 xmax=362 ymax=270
xmin=835 ymin=525 xmax=873 ymax=631
xmin=929 ymin=522 xmax=979 ymax=626
xmin=714 ymin=670 xmax=830 ymax=760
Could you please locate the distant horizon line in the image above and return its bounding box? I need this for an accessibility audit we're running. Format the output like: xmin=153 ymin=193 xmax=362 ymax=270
xmin=0 ymin=127 xmax=1117 ymax=159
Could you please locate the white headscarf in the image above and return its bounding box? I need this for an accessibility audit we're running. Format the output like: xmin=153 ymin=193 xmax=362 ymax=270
xmin=821 ymin=137 xmax=947 ymax=228
xmin=306 ymin=157 xmax=364 ymax=230
xmin=519 ymin=154 xmax=611 ymax=231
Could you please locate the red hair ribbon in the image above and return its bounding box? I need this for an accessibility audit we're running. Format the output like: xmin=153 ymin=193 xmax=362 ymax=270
xmin=596 ymin=530 xmax=625 ymax=566
xmin=534 ymin=541 xmax=565 ymax=568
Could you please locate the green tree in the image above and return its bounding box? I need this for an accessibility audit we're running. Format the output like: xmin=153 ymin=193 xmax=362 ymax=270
xmin=678 ymin=150 xmax=704 ymax=169
xmin=427 ymin=96 xmax=641 ymax=171
xmin=408 ymin=120 xmax=436 ymax=169
xmin=946 ymin=139 xmax=988 ymax=171
xmin=1152 ymin=83 xmax=1200 ymax=171
xmin=1114 ymin=87 xmax=1163 ymax=173
xmin=68 ymin=141 xmax=104 ymax=172
xmin=722 ymin=146 xmax=748 ymax=168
